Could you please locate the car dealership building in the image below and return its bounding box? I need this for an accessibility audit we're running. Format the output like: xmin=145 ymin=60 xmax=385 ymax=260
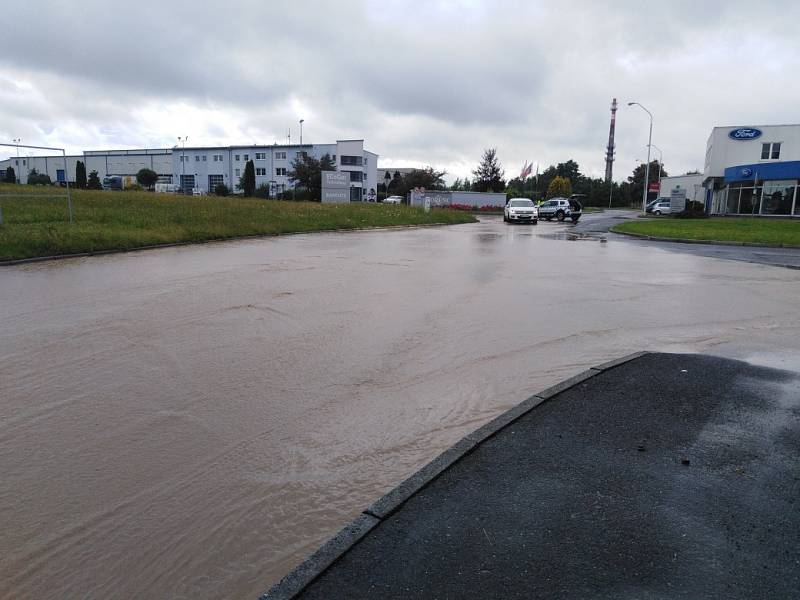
xmin=705 ymin=124 xmax=800 ymax=216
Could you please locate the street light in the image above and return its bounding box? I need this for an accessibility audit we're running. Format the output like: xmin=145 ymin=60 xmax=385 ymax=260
xmin=628 ymin=102 xmax=652 ymax=213
xmin=12 ymin=138 xmax=20 ymax=183
xmin=299 ymin=119 xmax=304 ymax=146
xmin=178 ymin=136 xmax=188 ymax=193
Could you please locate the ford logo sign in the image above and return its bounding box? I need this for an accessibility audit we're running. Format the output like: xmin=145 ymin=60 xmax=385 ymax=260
xmin=729 ymin=128 xmax=762 ymax=140
xmin=741 ymin=168 xmax=753 ymax=177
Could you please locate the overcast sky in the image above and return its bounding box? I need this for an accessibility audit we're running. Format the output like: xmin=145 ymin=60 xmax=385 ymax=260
xmin=1 ymin=0 xmax=799 ymax=182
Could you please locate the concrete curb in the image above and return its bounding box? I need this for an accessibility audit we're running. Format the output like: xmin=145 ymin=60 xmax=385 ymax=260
xmin=0 ymin=221 xmax=472 ymax=267
xmin=611 ymin=228 xmax=800 ymax=249
xmin=260 ymin=351 xmax=650 ymax=600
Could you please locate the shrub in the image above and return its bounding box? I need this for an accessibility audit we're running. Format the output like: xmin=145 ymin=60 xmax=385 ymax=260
xmin=214 ymin=183 xmax=230 ymax=196
xmin=27 ymin=169 xmax=52 ymax=185
xmin=254 ymin=184 xmax=271 ymax=199
xmin=87 ymin=170 xmax=102 ymax=190
xmin=673 ymin=200 xmax=708 ymax=219
xmin=136 ymin=168 xmax=158 ymax=189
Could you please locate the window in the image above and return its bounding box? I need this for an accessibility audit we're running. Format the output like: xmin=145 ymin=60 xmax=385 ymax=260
xmin=202 ymin=155 xmax=207 ymax=161
xmin=235 ymin=154 xmax=240 ymax=161
xmin=761 ymin=142 xmax=781 ymax=160
xmin=276 ymin=167 xmax=287 ymax=176
xmin=340 ymin=155 xmax=362 ymax=166
xmin=344 ymin=170 xmax=362 ymax=182
xmin=15 ymin=160 xmax=18 ymax=165
xmin=255 ymin=168 xmax=266 ymax=176
xmin=296 ymin=151 xmax=307 ymax=159
xmin=213 ymin=154 xmax=223 ymax=162
xmin=195 ymin=156 xmax=200 ymax=162
xmin=243 ymin=154 xmax=249 ymax=161
xmin=332 ymin=155 xmax=336 ymax=161
xmin=235 ymin=168 xmax=240 ymax=177
xmin=255 ymin=152 xmax=266 ymax=160
xmin=275 ymin=151 xmax=286 ymax=160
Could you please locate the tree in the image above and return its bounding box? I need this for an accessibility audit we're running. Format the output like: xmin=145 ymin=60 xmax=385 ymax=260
xmin=239 ymin=160 xmax=256 ymax=197
xmin=287 ymin=152 xmax=335 ymax=201
xmin=27 ymin=168 xmax=52 ymax=185
xmin=546 ymin=176 xmax=572 ymax=199
xmin=3 ymin=166 xmax=16 ymax=184
xmin=472 ymin=148 xmax=505 ymax=192
xmin=75 ymin=160 xmax=87 ymax=189
xmin=87 ymin=170 xmax=102 ymax=190
xmin=136 ymin=168 xmax=158 ymax=189
xmin=627 ymin=160 xmax=668 ymax=205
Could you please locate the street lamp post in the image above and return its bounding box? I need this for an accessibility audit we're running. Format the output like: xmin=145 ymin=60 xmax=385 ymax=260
xmin=12 ymin=138 xmax=20 ymax=183
xmin=178 ymin=136 xmax=188 ymax=193
xmin=628 ymin=102 xmax=653 ymax=213
xmin=299 ymin=119 xmax=304 ymax=146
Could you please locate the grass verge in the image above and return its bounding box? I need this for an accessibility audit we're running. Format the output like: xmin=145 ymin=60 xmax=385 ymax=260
xmin=612 ymin=217 xmax=800 ymax=246
xmin=0 ymin=185 xmax=476 ymax=261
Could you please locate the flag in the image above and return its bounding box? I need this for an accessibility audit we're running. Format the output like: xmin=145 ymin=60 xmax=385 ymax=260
xmin=520 ymin=161 xmax=532 ymax=179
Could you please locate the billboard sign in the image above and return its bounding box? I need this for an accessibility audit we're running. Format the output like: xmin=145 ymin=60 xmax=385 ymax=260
xmin=321 ymin=170 xmax=350 ymax=203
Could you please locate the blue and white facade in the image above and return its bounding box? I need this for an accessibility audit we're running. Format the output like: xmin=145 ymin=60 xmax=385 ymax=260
xmin=705 ymin=124 xmax=800 ymax=216
xmin=173 ymin=139 xmax=378 ymax=199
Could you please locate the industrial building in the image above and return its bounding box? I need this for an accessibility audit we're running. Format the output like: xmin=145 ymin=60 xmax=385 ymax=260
xmin=0 ymin=149 xmax=172 ymax=185
xmin=0 ymin=139 xmax=378 ymax=200
xmin=174 ymin=139 xmax=377 ymax=199
xmin=704 ymin=124 xmax=800 ymax=216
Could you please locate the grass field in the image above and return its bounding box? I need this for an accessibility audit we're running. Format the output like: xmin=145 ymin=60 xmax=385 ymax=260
xmin=0 ymin=185 xmax=476 ymax=261
xmin=612 ymin=217 xmax=800 ymax=246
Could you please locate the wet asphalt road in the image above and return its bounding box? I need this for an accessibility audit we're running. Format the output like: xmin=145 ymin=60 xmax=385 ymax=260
xmin=2 ymin=214 xmax=800 ymax=598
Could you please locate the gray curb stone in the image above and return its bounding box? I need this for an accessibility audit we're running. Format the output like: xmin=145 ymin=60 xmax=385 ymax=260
xmin=259 ymin=513 xmax=380 ymax=600
xmin=259 ymin=352 xmax=650 ymax=600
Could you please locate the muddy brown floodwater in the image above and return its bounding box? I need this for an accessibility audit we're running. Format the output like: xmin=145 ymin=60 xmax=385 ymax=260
xmin=2 ymin=216 xmax=800 ymax=598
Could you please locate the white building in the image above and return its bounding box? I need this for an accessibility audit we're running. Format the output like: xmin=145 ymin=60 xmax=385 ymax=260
xmin=704 ymin=124 xmax=800 ymax=216
xmin=173 ymin=139 xmax=378 ymax=198
xmin=0 ymin=148 xmax=171 ymax=184
xmin=1 ymin=140 xmax=378 ymax=200
xmin=657 ymin=174 xmax=704 ymax=203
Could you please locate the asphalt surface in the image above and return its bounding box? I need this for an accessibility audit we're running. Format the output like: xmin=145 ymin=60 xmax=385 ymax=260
xmin=574 ymin=210 xmax=800 ymax=269
xmin=284 ymin=353 xmax=800 ymax=599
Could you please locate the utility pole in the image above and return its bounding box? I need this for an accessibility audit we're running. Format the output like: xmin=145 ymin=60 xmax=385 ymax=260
xmin=178 ymin=136 xmax=188 ymax=193
xmin=13 ymin=138 xmax=20 ymax=183
xmin=299 ymin=119 xmax=304 ymax=146
xmin=628 ymin=102 xmax=653 ymax=213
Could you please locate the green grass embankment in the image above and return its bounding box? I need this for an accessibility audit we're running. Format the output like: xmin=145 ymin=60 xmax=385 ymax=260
xmin=612 ymin=217 xmax=800 ymax=246
xmin=0 ymin=185 xmax=476 ymax=261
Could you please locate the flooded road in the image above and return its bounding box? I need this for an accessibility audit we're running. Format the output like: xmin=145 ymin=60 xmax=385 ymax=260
xmin=2 ymin=215 xmax=800 ymax=598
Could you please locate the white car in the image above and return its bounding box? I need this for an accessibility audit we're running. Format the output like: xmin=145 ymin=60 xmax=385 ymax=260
xmin=651 ymin=200 xmax=671 ymax=215
xmin=383 ymin=195 xmax=403 ymax=204
xmin=504 ymin=198 xmax=538 ymax=224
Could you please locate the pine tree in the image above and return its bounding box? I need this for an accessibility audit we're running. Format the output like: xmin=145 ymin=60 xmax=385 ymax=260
xmin=472 ymin=148 xmax=505 ymax=192
xmin=4 ymin=166 xmax=16 ymax=184
xmin=75 ymin=160 xmax=87 ymax=189
xmin=87 ymin=170 xmax=102 ymax=190
xmin=240 ymin=160 xmax=256 ymax=197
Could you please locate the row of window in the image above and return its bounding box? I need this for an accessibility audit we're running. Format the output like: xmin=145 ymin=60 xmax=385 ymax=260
xmin=227 ymin=167 xmax=363 ymax=181
xmin=178 ymin=152 xmax=361 ymax=165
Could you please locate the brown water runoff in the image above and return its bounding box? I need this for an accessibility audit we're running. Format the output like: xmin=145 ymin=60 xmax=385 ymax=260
xmin=2 ymin=216 xmax=800 ymax=598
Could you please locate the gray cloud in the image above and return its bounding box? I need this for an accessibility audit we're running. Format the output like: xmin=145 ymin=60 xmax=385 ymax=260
xmin=1 ymin=0 xmax=799 ymax=181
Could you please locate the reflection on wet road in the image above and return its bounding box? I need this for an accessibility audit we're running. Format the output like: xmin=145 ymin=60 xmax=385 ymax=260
xmin=2 ymin=215 xmax=799 ymax=598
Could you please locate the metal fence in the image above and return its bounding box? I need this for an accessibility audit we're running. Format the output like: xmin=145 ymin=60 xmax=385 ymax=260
xmin=0 ymin=142 xmax=73 ymax=225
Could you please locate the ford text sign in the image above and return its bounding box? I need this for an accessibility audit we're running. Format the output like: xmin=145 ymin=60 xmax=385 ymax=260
xmin=729 ymin=128 xmax=762 ymax=141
